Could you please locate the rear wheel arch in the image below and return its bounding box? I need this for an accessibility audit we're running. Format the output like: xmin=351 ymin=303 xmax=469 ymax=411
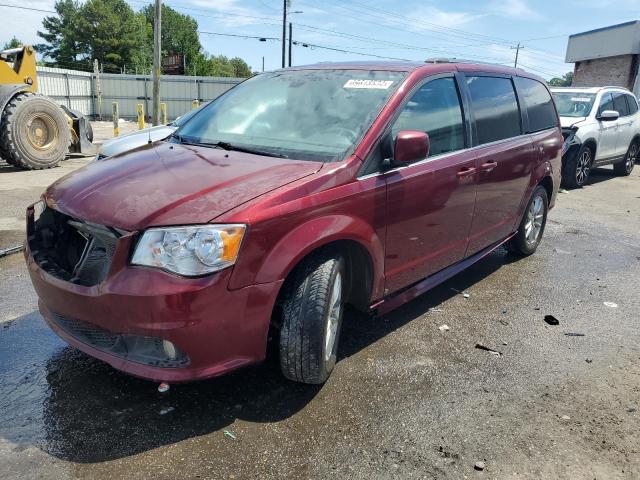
xmin=538 ymin=175 xmax=554 ymax=203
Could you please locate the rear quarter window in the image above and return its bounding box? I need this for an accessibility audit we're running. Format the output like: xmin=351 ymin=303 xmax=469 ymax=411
xmin=514 ymin=77 xmax=558 ymax=132
xmin=466 ymin=76 xmax=521 ymax=145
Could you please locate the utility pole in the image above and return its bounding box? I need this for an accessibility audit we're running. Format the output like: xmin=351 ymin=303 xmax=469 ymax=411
xmin=152 ymin=0 xmax=162 ymax=126
xmin=511 ymin=42 xmax=523 ymax=68
xmin=262 ymin=56 xmax=265 ymax=72
xmin=281 ymin=0 xmax=289 ymax=68
xmin=288 ymin=23 xmax=293 ymax=67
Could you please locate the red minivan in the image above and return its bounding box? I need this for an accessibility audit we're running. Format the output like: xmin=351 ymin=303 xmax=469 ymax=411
xmin=25 ymin=61 xmax=562 ymax=384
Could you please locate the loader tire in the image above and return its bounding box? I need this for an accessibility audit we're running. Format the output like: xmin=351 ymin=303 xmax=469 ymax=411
xmin=0 ymin=93 xmax=70 ymax=170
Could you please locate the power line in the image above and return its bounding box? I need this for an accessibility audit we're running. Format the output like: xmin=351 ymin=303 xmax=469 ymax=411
xmin=0 ymin=3 xmax=55 ymax=13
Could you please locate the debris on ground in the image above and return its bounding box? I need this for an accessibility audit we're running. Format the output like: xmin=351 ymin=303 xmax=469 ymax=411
xmin=544 ymin=315 xmax=559 ymax=326
xmin=428 ymin=307 xmax=443 ymax=313
xmin=0 ymin=245 xmax=23 ymax=258
xmin=586 ymin=358 xmax=593 ymax=363
xmin=159 ymin=406 xmax=175 ymax=415
xmin=438 ymin=324 xmax=450 ymax=332
xmin=475 ymin=344 xmax=501 ymax=356
xmin=223 ymin=430 xmax=237 ymax=440
xmin=474 ymin=461 xmax=485 ymax=471
xmin=603 ymin=301 xmax=618 ymax=308
xmin=558 ymin=188 xmax=568 ymax=194
xmin=501 ymin=309 xmax=507 ymax=314
xmin=450 ymin=287 xmax=470 ymax=298
xmin=560 ymin=415 xmax=571 ymax=421
xmin=157 ymin=382 xmax=170 ymax=393
xmin=564 ymin=332 xmax=585 ymax=337
xmin=499 ymin=320 xmax=509 ymax=326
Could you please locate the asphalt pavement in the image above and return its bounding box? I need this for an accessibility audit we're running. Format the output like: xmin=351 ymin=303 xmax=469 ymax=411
xmin=0 ymin=159 xmax=639 ymax=479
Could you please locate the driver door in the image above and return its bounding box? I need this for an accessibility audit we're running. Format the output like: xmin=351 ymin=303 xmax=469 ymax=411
xmin=382 ymin=75 xmax=477 ymax=294
xmin=595 ymin=92 xmax=618 ymax=162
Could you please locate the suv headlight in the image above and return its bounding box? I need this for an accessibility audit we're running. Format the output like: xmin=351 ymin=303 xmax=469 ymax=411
xmin=132 ymin=224 xmax=246 ymax=276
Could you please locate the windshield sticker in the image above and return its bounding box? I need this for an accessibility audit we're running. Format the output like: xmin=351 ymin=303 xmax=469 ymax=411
xmin=571 ymin=97 xmax=592 ymax=102
xmin=344 ymin=79 xmax=394 ymax=89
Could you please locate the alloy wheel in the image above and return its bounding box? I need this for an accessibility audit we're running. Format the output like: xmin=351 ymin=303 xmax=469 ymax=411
xmin=524 ymin=195 xmax=544 ymax=245
xmin=576 ymin=150 xmax=591 ymax=185
xmin=626 ymin=143 xmax=637 ymax=173
xmin=324 ymin=272 xmax=342 ymax=362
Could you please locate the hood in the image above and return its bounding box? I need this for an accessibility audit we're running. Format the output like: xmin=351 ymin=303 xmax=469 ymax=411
xmin=45 ymin=142 xmax=322 ymax=231
xmin=559 ymin=116 xmax=587 ymax=129
xmin=99 ymin=126 xmax=177 ymax=158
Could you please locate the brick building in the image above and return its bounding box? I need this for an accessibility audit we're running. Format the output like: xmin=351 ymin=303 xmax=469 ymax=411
xmin=566 ymin=20 xmax=640 ymax=96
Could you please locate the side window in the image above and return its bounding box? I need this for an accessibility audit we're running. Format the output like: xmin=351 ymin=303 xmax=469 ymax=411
xmin=392 ymin=77 xmax=465 ymax=157
xmin=466 ymin=76 xmax=521 ymax=145
xmin=514 ymin=77 xmax=557 ymax=132
xmin=626 ymin=94 xmax=639 ymax=115
xmin=613 ymin=93 xmax=629 ymax=116
xmin=598 ymin=93 xmax=614 ymax=115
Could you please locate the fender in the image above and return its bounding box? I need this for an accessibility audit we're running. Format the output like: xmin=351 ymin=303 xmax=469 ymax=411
xmin=0 ymin=84 xmax=29 ymax=117
xmin=512 ymin=159 xmax=556 ymax=231
xmin=235 ymin=214 xmax=386 ymax=301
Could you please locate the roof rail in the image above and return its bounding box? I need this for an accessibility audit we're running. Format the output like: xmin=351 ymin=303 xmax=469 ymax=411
xmin=424 ymin=57 xmax=510 ymax=67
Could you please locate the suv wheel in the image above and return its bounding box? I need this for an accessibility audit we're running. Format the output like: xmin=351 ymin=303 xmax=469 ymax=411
xmin=279 ymin=252 xmax=345 ymax=384
xmin=508 ymin=185 xmax=548 ymax=256
xmin=613 ymin=139 xmax=638 ymax=176
xmin=563 ymin=145 xmax=592 ymax=188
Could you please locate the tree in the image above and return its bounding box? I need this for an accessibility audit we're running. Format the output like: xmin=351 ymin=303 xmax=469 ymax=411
xmin=3 ymin=37 xmax=23 ymax=50
xmin=229 ymin=57 xmax=252 ymax=77
xmin=142 ymin=4 xmax=203 ymax=74
xmin=548 ymin=72 xmax=573 ymax=87
xmin=35 ymin=0 xmax=84 ymax=69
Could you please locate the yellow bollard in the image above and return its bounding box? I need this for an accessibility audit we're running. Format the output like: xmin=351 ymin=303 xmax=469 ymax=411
xmin=136 ymin=103 xmax=145 ymax=130
xmin=112 ymin=102 xmax=120 ymax=137
xmin=192 ymin=100 xmax=200 ymax=110
xmin=160 ymin=102 xmax=167 ymax=126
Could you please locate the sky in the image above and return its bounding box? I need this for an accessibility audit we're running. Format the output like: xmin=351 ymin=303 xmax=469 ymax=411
xmin=2 ymin=0 xmax=640 ymax=79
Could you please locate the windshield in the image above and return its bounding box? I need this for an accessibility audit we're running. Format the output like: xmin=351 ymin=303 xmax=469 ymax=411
xmin=173 ymin=102 xmax=209 ymax=127
xmin=552 ymin=92 xmax=596 ymax=118
xmin=175 ymin=69 xmax=406 ymax=161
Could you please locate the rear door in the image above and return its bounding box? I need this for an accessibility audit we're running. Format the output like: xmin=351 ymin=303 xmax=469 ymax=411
xmin=462 ymin=74 xmax=536 ymax=256
xmin=613 ymin=92 xmax=633 ymax=156
xmin=382 ymin=75 xmax=477 ymax=294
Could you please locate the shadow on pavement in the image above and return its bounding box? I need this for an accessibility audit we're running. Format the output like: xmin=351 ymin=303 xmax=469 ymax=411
xmin=0 ymin=247 xmax=515 ymax=463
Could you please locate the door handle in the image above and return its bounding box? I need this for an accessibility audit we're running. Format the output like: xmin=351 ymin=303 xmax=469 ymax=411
xmin=456 ymin=166 xmax=477 ymax=178
xmin=480 ymin=161 xmax=498 ymax=172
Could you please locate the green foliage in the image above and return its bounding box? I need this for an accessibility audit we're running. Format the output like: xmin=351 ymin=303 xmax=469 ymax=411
xmin=3 ymin=37 xmax=23 ymax=50
xmin=548 ymin=72 xmax=573 ymax=87
xmin=35 ymin=1 xmax=253 ymax=77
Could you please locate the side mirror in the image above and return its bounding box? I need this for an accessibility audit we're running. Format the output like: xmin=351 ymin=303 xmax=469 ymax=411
xmin=393 ymin=130 xmax=430 ymax=165
xmin=597 ymin=110 xmax=619 ymax=121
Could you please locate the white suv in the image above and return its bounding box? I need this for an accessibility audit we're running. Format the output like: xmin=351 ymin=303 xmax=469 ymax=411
xmin=551 ymin=87 xmax=639 ymax=188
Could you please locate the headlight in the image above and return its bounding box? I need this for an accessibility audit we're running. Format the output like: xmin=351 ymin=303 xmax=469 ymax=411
xmin=32 ymin=200 xmax=46 ymax=223
xmin=131 ymin=224 xmax=246 ymax=276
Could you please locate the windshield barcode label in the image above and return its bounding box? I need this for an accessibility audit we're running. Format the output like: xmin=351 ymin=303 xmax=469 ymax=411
xmin=344 ymin=79 xmax=394 ymax=89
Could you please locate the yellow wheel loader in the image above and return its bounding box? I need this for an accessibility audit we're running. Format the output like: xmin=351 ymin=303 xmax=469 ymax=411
xmin=0 ymin=45 xmax=94 ymax=170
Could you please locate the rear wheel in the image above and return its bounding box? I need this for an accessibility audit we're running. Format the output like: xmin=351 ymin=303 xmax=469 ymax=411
xmin=613 ymin=139 xmax=637 ymax=176
xmin=562 ymin=144 xmax=592 ymax=188
xmin=508 ymin=185 xmax=548 ymax=256
xmin=279 ymin=252 xmax=345 ymax=384
xmin=0 ymin=93 xmax=70 ymax=170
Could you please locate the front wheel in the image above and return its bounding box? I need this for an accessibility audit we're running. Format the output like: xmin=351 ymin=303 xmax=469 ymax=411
xmin=508 ymin=185 xmax=549 ymax=256
xmin=613 ymin=139 xmax=637 ymax=176
xmin=279 ymin=252 xmax=345 ymax=384
xmin=562 ymin=145 xmax=592 ymax=188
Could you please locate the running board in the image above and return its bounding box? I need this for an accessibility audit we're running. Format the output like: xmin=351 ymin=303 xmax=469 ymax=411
xmin=370 ymin=234 xmax=515 ymax=316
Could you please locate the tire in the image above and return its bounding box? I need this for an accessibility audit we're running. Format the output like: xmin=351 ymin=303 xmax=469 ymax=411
xmin=613 ymin=139 xmax=638 ymax=176
xmin=0 ymin=93 xmax=70 ymax=170
xmin=562 ymin=144 xmax=592 ymax=188
xmin=508 ymin=185 xmax=549 ymax=256
xmin=279 ymin=252 xmax=346 ymax=384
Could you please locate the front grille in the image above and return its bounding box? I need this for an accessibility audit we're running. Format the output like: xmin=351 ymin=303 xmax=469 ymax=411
xmin=49 ymin=311 xmax=190 ymax=368
xmin=28 ymin=207 xmax=120 ymax=286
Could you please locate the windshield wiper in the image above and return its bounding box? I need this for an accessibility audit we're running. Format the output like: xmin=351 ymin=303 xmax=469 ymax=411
xmin=172 ymin=135 xmax=288 ymax=158
xmin=211 ymin=141 xmax=288 ymax=158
